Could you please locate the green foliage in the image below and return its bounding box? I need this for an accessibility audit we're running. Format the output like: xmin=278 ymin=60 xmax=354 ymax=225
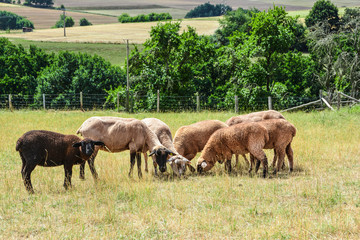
xmin=54 ymin=14 xmax=74 ymax=28
xmin=341 ymin=7 xmax=360 ymax=24
xmin=305 ymin=0 xmax=339 ymax=29
xmin=23 ymin=0 xmax=53 ymax=7
xmin=185 ymin=2 xmax=232 ymax=18
xmin=0 ymin=11 xmax=34 ymax=30
xmin=118 ymin=12 xmax=172 ymax=23
xmin=79 ymin=18 xmax=92 ymax=26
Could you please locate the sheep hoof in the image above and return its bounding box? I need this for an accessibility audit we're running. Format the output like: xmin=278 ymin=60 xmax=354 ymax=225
xmin=79 ymin=175 xmax=85 ymax=180
xmin=289 ymin=168 xmax=293 ymax=173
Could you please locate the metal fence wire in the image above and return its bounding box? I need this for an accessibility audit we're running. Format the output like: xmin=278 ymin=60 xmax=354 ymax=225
xmin=1 ymin=91 xmax=358 ymax=112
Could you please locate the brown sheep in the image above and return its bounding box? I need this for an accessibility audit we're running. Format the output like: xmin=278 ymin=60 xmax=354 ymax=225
xmin=141 ymin=118 xmax=194 ymax=177
xmin=173 ymin=120 xmax=229 ymax=161
xmin=247 ymin=119 xmax=296 ymax=174
xmin=196 ymin=122 xmax=270 ymax=178
xmin=16 ymin=130 xmax=104 ymax=194
xmin=226 ymin=110 xmax=286 ymax=168
xmin=76 ymin=116 xmax=174 ymax=179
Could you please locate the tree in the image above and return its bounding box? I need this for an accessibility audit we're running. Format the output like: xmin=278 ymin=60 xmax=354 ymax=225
xmin=305 ymin=0 xmax=339 ymax=30
xmin=0 ymin=11 xmax=34 ymax=30
xmin=79 ymin=18 xmax=92 ymax=26
xmin=24 ymin=0 xmax=54 ymax=8
xmin=54 ymin=14 xmax=74 ymax=28
xmin=185 ymin=2 xmax=232 ymax=18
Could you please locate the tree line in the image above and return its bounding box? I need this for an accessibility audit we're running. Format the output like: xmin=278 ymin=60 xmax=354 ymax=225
xmin=1 ymin=0 xmax=360 ymax=110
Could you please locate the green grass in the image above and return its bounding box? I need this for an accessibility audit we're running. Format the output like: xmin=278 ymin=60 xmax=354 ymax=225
xmin=0 ymin=109 xmax=359 ymax=239
xmin=7 ymin=38 xmax=143 ymax=67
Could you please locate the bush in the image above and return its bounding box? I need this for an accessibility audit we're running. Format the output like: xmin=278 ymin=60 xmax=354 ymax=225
xmin=118 ymin=12 xmax=172 ymax=23
xmin=79 ymin=18 xmax=92 ymax=26
xmin=0 ymin=11 xmax=34 ymax=30
xmin=185 ymin=2 xmax=232 ymax=18
xmin=54 ymin=14 xmax=74 ymax=28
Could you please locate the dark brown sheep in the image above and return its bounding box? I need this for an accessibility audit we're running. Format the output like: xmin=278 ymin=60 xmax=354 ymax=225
xmin=16 ymin=130 xmax=104 ymax=194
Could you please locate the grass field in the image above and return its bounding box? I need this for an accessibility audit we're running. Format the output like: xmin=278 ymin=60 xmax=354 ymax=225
xmin=0 ymin=109 xmax=359 ymax=239
xmin=6 ymin=38 xmax=142 ymax=67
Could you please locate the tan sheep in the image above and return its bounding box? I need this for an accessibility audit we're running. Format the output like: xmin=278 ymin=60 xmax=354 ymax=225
xmin=141 ymin=118 xmax=194 ymax=177
xmin=196 ymin=122 xmax=270 ymax=178
xmin=226 ymin=110 xmax=286 ymax=168
xmin=76 ymin=116 xmax=174 ymax=179
xmin=173 ymin=120 xmax=229 ymax=161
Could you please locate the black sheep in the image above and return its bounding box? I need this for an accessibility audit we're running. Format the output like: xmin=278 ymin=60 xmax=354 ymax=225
xmin=16 ymin=130 xmax=104 ymax=194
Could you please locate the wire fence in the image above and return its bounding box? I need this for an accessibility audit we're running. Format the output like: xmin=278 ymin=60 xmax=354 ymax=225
xmin=0 ymin=91 xmax=359 ymax=112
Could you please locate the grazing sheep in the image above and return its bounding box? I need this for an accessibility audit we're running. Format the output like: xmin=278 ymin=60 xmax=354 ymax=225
xmin=247 ymin=119 xmax=296 ymax=174
xmin=142 ymin=118 xmax=195 ymax=177
xmin=173 ymin=120 xmax=229 ymax=161
xmin=196 ymin=122 xmax=270 ymax=178
xmin=226 ymin=110 xmax=286 ymax=168
xmin=16 ymin=130 xmax=104 ymax=194
xmin=76 ymin=116 xmax=174 ymax=179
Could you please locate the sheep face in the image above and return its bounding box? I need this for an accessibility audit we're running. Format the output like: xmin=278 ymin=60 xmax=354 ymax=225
xmin=149 ymin=147 xmax=174 ymax=173
xmin=196 ymin=157 xmax=214 ymax=173
xmin=168 ymin=155 xmax=191 ymax=177
xmin=72 ymin=139 xmax=105 ymax=157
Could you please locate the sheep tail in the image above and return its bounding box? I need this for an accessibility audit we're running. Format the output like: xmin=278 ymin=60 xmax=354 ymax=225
xmin=16 ymin=138 xmax=22 ymax=151
xmin=76 ymin=126 xmax=82 ymax=135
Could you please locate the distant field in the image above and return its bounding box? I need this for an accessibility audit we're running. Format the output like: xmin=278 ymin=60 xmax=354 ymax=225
xmin=7 ymin=38 xmax=142 ymax=67
xmin=1 ymin=20 xmax=220 ymax=44
xmin=0 ymin=109 xmax=359 ymax=239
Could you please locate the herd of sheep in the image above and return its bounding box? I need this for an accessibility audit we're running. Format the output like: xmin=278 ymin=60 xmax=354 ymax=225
xmin=16 ymin=110 xmax=296 ymax=194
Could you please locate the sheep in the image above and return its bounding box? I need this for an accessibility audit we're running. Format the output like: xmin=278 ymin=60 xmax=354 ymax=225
xmin=247 ymin=119 xmax=296 ymax=174
xmin=196 ymin=122 xmax=270 ymax=178
xmin=16 ymin=130 xmax=104 ymax=194
xmin=141 ymin=118 xmax=195 ymax=177
xmin=76 ymin=116 xmax=175 ymax=179
xmin=173 ymin=120 xmax=229 ymax=161
xmin=225 ymin=110 xmax=286 ymax=168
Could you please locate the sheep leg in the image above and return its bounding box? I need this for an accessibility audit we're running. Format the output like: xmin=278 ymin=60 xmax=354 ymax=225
xmin=80 ymin=149 xmax=98 ymax=180
xmin=249 ymin=154 xmax=256 ymax=173
xmin=152 ymin=155 xmax=158 ymax=176
xmin=143 ymin=153 xmax=149 ymax=173
xmin=252 ymin=151 xmax=268 ymax=178
xmin=271 ymin=149 xmax=278 ymax=168
xmin=234 ymin=154 xmax=239 ymax=168
xmin=274 ymin=149 xmax=286 ymax=174
xmin=242 ymin=154 xmax=250 ymax=168
xmin=225 ymin=159 xmax=232 ymax=173
xmin=129 ymin=152 xmax=136 ymax=178
xmin=63 ymin=164 xmax=73 ymax=190
xmin=88 ymin=157 xmax=98 ymax=181
xmin=136 ymin=152 xmax=142 ymax=179
xmin=286 ymin=143 xmax=294 ymax=172
xmin=79 ymin=163 xmax=85 ymax=180
xmin=22 ymin=163 xmax=36 ymax=194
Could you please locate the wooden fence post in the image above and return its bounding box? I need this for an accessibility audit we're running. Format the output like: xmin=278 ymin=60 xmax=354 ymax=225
xmin=117 ymin=92 xmax=120 ymax=112
xmin=8 ymin=94 xmax=13 ymax=111
xmin=235 ymin=95 xmax=238 ymax=113
xmin=43 ymin=94 xmax=46 ymax=110
xmin=268 ymin=96 xmax=272 ymax=110
xmin=126 ymin=90 xmax=129 ymax=112
xmin=80 ymin=92 xmax=83 ymax=110
xmin=196 ymin=93 xmax=200 ymax=112
xmin=157 ymin=90 xmax=160 ymax=113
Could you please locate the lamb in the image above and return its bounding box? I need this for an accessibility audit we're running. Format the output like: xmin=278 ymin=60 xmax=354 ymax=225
xmin=173 ymin=120 xmax=229 ymax=161
xmin=196 ymin=122 xmax=270 ymax=178
xmin=141 ymin=118 xmax=195 ymax=177
xmin=247 ymin=119 xmax=296 ymax=174
xmin=225 ymin=110 xmax=286 ymax=168
xmin=76 ymin=116 xmax=175 ymax=179
xmin=16 ymin=130 xmax=104 ymax=194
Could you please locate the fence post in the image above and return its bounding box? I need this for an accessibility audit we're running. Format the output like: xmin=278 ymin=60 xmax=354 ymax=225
xmin=117 ymin=92 xmax=120 ymax=112
xmin=337 ymin=92 xmax=341 ymax=110
xmin=235 ymin=95 xmax=238 ymax=113
xmin=80 ymin=92 xmax=83 ymax=110
xmin=196 ymin=92 xmax=200 ymax=112
xmin=126 ymin=90 xmax=129 ymax=112
xmin=43 ymin=94 xmax=46 ymax=110
xmin=268 ymin=96 xmax=272 ymax=110
xmin=8 ymin=94 xmax=12 ymax=110
xmin=157 ymin=90 xmax=160 ymax=113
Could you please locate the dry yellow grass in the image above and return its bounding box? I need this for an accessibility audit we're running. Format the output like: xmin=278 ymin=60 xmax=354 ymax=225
xmin=0 ymin=109 xmax=359 ymax=239
xmin=2 ymin=20 xmax=220 ymax=44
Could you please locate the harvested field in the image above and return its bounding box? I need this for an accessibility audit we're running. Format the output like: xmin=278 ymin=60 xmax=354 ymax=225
xmin=0 ymin=3 xmax=118 ymax=29
xmin=2 ymin=20 xmax=220 ymax=44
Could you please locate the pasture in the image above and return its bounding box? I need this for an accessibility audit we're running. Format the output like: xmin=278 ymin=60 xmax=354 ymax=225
xmin=0 ymin=109 xmax=359 ymax=239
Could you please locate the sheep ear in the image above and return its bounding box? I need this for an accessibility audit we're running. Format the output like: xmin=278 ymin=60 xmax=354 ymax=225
xmin=149 ymin=150 xmax=156 ymax=156
xmin=166 ymin=149 xmax=175 ymax=156
xmin=72 ymin=142 xmax=81 ymax=148
xmin=94 ymin=141 xmax=105 ymax=146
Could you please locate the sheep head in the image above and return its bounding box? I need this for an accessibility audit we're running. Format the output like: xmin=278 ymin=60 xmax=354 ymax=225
xmin=72 ymin=138 xmax=105 ymax=157
xmin=149 ymin=146 xmax=175 ymax=173
xmin=196 ymin=157 xmax=214 ymax=173
xmin=167 ymin=155 xmax=194 ymax=177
